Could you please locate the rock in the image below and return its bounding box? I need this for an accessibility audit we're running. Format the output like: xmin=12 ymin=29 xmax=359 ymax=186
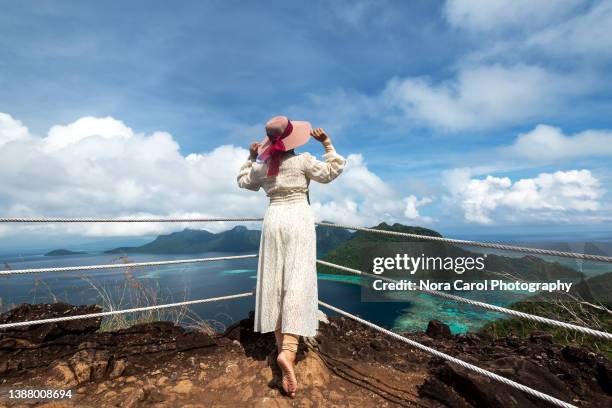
xmin=225 ymin=363 xmax=240 ymax=375
xmin=71 ymin=360 xmax=91 ymax=384
xmin=425 ymin=356 xmax=573 ymax=407
xmin=172 ymin=379 xmax=193 ymax=394
xmin=329 ymin=390 xmax=343 ymax=401
xmin=237 ymin=385 xmax=254 ymax=402
xmin=47 ymin=362 xmax=77 ymax=388
xmin=206 ymin=375 xmax=232 ymax=389
xmin=419 ymin=377 xmax=472 ymax=408
xmin=252 ymin=397 xmax=291 ymax=408
xmin=123 ymin=388 xmax=145 ymax=408
xmin=37 ymin=403 xmax=76 ymax=408
xmin=68 ymin=349 xmax=110 ymax=383
xmin=369 ymin=339 xmax=386 ymax=351
xmin=529 ymin=331 xmax=553 ymax=344
xmin=108 ymin=359 xmax=126 ymax=379
xmin=597 ymin=361 xmax=612 ymax=394
xmin=426 ymin=320 xmax=452 ymax=339
xmin=562 ymin=345 xmax=592 ymax=363
xmin=0 ymin=303 xmax=102 ymax=344
xmin=299 ymin=351 xmax=330 ymax=388
xmin=3 ymin=304 xmax=612 ymax=407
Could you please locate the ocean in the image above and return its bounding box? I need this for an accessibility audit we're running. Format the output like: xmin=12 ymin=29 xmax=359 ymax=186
xmin=0 ymin=249 xmax=606 ymax=334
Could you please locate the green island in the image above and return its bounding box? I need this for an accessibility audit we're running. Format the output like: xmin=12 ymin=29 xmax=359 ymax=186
xmin=44 ymin=249 xmax=87 ymax=256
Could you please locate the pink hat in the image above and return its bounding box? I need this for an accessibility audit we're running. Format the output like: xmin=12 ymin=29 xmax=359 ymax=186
xmin=257 ymin=116 xmax=312 ymax=177
xmin=257 ymin=116 xmax=312 ymax=156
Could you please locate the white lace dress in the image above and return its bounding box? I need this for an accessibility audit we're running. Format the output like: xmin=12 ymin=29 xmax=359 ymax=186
xmin=237 ymin=149 xmax=346 ymax=337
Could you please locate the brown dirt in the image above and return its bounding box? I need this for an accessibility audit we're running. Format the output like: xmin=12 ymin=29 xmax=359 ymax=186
xmin=0 ymin=304 xmax=611 ymax=408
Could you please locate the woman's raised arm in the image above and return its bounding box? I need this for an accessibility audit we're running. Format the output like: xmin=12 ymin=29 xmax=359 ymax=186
xmin=237 ymin=142 xmax=263 ymax=191
xmin=303 ymin=129 xmax=346 ymax=184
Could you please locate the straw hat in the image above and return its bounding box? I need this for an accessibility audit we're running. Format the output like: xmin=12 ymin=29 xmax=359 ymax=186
xmin=257 ymin=116 xmax=312 ymax=156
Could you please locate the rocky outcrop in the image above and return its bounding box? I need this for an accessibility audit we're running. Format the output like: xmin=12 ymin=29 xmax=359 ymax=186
xmin=0 ymin=303 xmax=216 ymax=384
xmin=0 ymin=304 xmax=611 ymax=407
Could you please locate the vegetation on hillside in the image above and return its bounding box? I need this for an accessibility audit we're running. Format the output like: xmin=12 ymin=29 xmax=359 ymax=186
xmin=317 ymin=222 xmax=583 ymax=281
xmin=480 ymin=271 xmax=612 ymax=358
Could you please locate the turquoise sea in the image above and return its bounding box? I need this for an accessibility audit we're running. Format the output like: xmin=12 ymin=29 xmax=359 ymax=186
xmin=0 ymin=249 xmax=604 ymax=334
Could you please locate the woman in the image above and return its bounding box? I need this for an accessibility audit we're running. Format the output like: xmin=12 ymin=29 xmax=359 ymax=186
xmin=237 ymin=115 xmax=346 ymax=398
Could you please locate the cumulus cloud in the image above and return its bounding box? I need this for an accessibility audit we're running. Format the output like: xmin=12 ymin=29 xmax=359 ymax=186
xmin=0 ymin=113 xmax=430 ymax=239
xmin=444 ymin=0 xmax=586 ymax=32
xmin=382 ymin=64 xmax=587 ymax=131
xmin=502 ymin=124 xmax=612 ymax=161
xmin=0 ymin=113 xmax=29 ymax=147
xmin=443 ymin=168 xmax=604 ymax=224
xmin=309 ymin=154 xmax=433 ymax=225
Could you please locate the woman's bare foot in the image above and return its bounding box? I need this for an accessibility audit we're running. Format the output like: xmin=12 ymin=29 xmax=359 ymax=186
xmin=276 ymin=350 xmax=297 ymax=398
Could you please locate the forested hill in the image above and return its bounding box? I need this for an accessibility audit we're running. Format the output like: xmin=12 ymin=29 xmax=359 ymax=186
xmin=105 ymin=223 xmax=353 ymax=255
xmin=317 ymin=222 xmax=584 ymax=281
xmin=105 ymin=226 xmax=260 ymax=254
xmin=106 ymin=221 xmax=585 ymax=282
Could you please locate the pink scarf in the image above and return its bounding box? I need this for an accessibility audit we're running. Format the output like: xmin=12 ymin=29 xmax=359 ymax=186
xmin=258 ymin=120 xmax=294 ymax=177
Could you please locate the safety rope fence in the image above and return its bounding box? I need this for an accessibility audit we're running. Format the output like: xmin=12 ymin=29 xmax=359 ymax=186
xmin=319 ymin=300 xmax=577 ymax=408
xmin=316 ymin=259 xmax=612 ymax=340
xmin=0 ymin=254 xmax=258 ymax=276
xmin=0 ymin=217 xmax=264 ymax=223
xmin=316 ymin=221 xmax=612 ymax=264
xmin=0 ymin=292 xmax=254 ymax=329
xmin=0 ymin=215 xmax=607 ymax=407
xmin=1 ymin=217 xmax=610 ymax=263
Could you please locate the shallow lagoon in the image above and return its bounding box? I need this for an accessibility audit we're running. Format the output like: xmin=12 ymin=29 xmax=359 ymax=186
xmin=0 ymin=250 xmax=583 ymax=334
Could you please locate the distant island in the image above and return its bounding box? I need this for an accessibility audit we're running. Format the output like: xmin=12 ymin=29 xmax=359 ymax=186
xmin=44 ymin=249 xmax=87 ymax=256
xmin=316 ymin=222 xmax=585 ymax=282
xmin=105 ymin=223 xmax=352 ymax=255
xmin=104 ymin=221 xmax=584 ymax=283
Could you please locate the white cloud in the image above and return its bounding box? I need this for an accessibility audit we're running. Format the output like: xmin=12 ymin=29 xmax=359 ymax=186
xmin=444 ymin=168 xmax=604 ymax=224
xmin=0 ymin=113 xmax=430 ymax=240
xmin=524 ymin=1 xmax=612 ymax=58
xmin=310 ymin=154 xmax=433 ymax=226
xmin=0 ymin=112 xmax=29 ymax=147
xmin=503 ymin=124 xmax=612 ymax=161
xmin=382 ymin=64 xmax=587 ymax=131
xmin=444 ymin=0 xmax=586 ymax=32
xmin=44 ymin=116 xmax=133 ymax=151
xmin=403 ymin=195 xmax=433 ymax=220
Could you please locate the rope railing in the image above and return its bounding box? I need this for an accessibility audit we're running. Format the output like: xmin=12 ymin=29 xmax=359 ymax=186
xmin=1 ymin=216 xmax=608 ymax=262
xmin=316 ymin=259 xmax=612 ymax=340
xmin=0 ymin=254 xmax=258 ymax=276
xmin=315 ymin=222 xmax=612 ymax=264
xmin=0 ymin=215 xmax=602 ymax=406
xmin=0 ymin=291 xmax=254 ymax=330
xmin=0 ymin=217 xmax=263 ymax=223
xmin=319 ymin=300 xmax=577 ymax=408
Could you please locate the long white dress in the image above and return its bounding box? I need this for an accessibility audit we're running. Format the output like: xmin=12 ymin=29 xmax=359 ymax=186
xmin=237 ymin=149 xmax=346 ymax=337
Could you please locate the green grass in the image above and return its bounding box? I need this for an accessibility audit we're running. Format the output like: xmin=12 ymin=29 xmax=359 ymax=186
xmin=480 ymin=300 xmax=612 ymax=359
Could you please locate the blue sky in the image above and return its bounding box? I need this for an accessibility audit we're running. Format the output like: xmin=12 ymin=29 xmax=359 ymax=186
xmin=1 ymin=0 xmax=611 ymax=248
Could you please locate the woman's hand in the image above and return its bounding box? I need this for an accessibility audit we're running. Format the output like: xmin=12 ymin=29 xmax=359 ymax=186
xmin=249 ymin=142 xmax=260 ymax=160
xmin=310 ymin=128 xmax=331 ymax=144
